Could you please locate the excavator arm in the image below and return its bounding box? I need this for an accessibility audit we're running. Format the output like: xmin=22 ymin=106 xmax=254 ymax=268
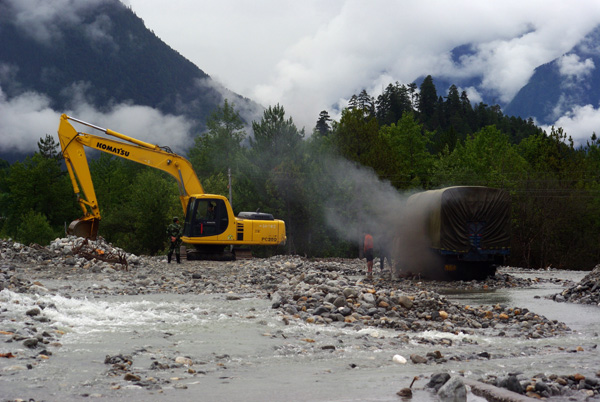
xmin=58 ymin=114 xmax=204 ymax=239
xmin=57 ymin=114 xmax=286 ymax=257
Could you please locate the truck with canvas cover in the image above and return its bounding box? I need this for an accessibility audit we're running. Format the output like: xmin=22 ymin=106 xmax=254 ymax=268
xmin=395 ymin=186 xmax=510 ymax=280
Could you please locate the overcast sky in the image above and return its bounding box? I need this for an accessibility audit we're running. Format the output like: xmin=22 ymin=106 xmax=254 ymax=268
xmin=2 ymin=0 xmax=600 ymax=154
xmin=123 ymin=0 xmax=600 ymax=139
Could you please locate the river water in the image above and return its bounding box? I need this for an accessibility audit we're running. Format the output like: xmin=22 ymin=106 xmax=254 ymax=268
xmin=1 ymin=268 xmax=599 ymax=401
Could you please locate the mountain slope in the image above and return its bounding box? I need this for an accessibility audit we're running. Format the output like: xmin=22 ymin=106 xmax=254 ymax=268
xmin=504 ymin=26 xmax=600 ymax=125
xmin=0 ymin=0 xmax=260 ymax=160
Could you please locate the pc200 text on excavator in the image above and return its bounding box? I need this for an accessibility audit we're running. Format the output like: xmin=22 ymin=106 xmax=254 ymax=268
xmin=57 ymin=114 xmax=286 ymax=260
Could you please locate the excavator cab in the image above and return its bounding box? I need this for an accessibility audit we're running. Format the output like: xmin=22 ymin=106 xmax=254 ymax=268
xmin=184 ymin=197 xmax=230 ymax=237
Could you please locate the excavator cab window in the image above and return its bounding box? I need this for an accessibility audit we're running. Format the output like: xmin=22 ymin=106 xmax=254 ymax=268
xmin=183 ymin=198 xmax=228 ymax=237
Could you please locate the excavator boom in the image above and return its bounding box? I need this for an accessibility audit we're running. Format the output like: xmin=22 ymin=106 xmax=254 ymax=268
xmin=58 ymin=114 xmax=204 ymax=239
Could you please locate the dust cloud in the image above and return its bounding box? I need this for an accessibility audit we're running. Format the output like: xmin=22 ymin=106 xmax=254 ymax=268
xmin=320 ymin=158 xmax=443 ymax=279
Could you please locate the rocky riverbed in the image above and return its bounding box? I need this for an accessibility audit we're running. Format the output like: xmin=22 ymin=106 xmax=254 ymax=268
xmin=1 ymin=237 xmax=599 ymax=401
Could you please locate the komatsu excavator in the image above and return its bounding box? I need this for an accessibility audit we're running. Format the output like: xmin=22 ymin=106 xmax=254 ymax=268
xmin=57 ymin=114 xmax=286 ymax=260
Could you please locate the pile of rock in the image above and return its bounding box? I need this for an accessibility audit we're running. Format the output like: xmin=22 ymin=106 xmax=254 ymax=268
xmin=1 ymin=237 xmax=140 ymax=269
xmin=550 ymin=265 xmax=600 ymax=305
xmin=262 ymin=259 xmax=570 ymax=339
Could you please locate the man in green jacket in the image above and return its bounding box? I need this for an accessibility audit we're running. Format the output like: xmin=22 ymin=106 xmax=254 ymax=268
xmin=167 ymin=217 xmax=183 ymax=264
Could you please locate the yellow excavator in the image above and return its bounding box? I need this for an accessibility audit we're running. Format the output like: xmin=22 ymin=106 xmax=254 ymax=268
xmin=57 ymin=114 xmax=286 ymax=260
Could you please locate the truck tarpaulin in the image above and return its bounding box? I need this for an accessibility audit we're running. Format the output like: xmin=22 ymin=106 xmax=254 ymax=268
xmin=407 ymin=186 xmax=511 ymax=253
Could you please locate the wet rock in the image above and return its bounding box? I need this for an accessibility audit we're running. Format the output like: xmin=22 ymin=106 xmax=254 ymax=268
xmin=397 ymin=388 xmax=412 ymax=397
xmin=397 ymin=295 xmax=413 ymax=309
xmin=23 ymin=338 xmax=38 ymax=348
xmin=104 ymin=354 xmax=132 ymax=365
xmin=150 ymin=361 xmax=170 ymax=370
xmin=343 ymin=287 xmax=359 ymax=299
xmin=175 ymin=356 xmax=193 ymax=366
xmin=333 ymin=296 xmax=346 ymax=308
xmin=26 ymin=308 xmax=41 ymax=316
xmin=499 ymin=375 xmax=524 ymax=394
xmin=362 ymin=293 xmax=375 ymax=304
xmin=410 ymin=354 xmax=427 ymax=364
xmin=438 ymin=376 xmax=466 ymax=402
xmin=271 ymin=291 xmax=283 ymax=308
xmin=427 ymin=372 xmax=451 ymax=392
xmin=124 ymin=373 xmax=140 ymax=381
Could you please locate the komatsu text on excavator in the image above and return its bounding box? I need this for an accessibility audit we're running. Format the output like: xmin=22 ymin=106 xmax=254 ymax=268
xmin=57 ymin=114 xmax=286 ymax=260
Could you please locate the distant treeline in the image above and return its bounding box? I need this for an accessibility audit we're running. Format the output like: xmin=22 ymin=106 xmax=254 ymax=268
xmin=2 ymin=76 xmax=599 ymax=270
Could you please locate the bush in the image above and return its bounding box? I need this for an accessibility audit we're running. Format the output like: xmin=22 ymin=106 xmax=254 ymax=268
xmin=16 ymin=210 xmax=56 ymax=246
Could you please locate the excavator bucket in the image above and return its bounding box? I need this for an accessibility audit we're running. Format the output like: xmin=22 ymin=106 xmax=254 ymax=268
xmin=67 ymin=219 xmax=99 ymax=240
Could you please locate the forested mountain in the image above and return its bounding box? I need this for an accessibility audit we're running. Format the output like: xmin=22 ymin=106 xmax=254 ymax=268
xmin=0 ymin=0 xmax=260 ymax=160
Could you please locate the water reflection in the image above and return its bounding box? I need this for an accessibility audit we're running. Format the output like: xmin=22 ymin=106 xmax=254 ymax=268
xmin=439 ymin=288 xmax=512 ymax=305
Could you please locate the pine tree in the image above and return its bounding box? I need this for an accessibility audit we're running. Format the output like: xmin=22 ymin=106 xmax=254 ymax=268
xmin=315 ymin=110 xmax=332 ymax=136
xmin=37 ymin=134 xmax=61 ymax=162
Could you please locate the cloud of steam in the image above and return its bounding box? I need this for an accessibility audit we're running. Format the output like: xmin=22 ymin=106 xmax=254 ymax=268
xmin=322 ymin=158 xmax=404 ymax=241
xmin=320 ymin=157 xmax=443 ymax=278
xmin=0 ymin=83 xmax=194 ymax=155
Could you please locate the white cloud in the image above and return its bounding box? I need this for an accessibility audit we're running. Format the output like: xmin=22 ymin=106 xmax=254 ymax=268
xmin=0 ymin=85 xmax=194 ymax=155
xmin=558 ymin=54 xmax=595 ymax=79
xmin=68 ymin=104 xmax=193 ymax=153
xmin=543 ymin=104 xmax=600 ymax=145
xmin=0 ymin=88 xmax=57 ymax=153
xmin=462 ymin=87 xmax=483 ymax=105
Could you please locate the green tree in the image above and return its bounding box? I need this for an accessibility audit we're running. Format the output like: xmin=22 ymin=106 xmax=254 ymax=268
xmin=188 ymin=99 xmax=245 ymax=178
xmin=380 ymin=113 xmax=434 ymax=189
xmin=433 ymin=125 xmax=527 ymax=188
xmin=37 ymin=134 xmax=61 ymax=161
xmin=2 ymin=153 xmax=76 ymax=237
xmin=315 ymin=110 xmax=332 ymax=137
xmin=0 ymin=159 xmax=11 ymax=233
xmin=418 ymin=75 xmax=438 ymax=129
xmin=512 ymin=127 xmax=589 ymax=269
xmin=247 ymin=104 xmax=306 ymax=254
xmin=250 ymin=104 xmax=304 ymax=164
xmin=331 ymin=108 xmax=380 ymax=166
xmin=129 ymin=169 xmax=179 ymax=255
xmin=99 ymin=168 xmax=179 ymax=255
xmin=375 ymin=82 xmax=413 ymax=126
xmin=16 ymin=209 xmax=55 ymax=246
xmin=356 ymin=89 xmax=375 ymax=118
